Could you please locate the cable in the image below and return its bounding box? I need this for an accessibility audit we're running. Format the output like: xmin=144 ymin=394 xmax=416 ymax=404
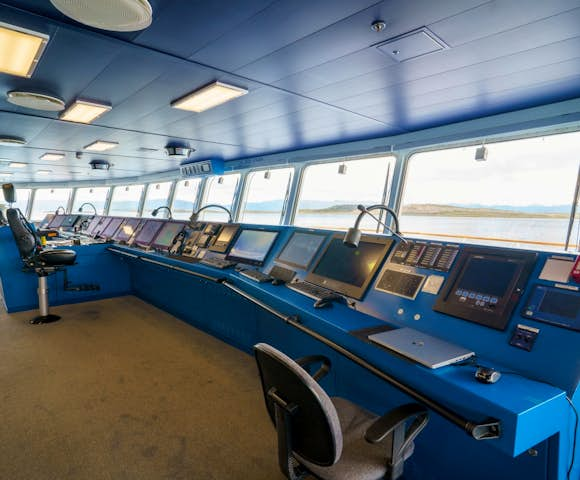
xmin=564 ymin=395 xmax=578 ymax=479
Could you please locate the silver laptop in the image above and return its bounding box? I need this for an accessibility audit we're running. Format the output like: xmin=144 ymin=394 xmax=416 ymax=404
xmin=368 ymin=327 xmax=475 ymax=369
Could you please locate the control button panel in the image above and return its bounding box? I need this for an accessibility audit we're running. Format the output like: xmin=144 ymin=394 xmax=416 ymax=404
xmin=509 ymin=324 xmax=539 ymax=351
xmin=390 ymin=241 xmax=459 ymax=272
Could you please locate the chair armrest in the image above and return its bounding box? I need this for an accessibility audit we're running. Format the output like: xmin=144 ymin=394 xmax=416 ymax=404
xmin=365 ymin=403 xmax=428 ymax=446
xmin=295 ymin=355 xmax=331 ymax=382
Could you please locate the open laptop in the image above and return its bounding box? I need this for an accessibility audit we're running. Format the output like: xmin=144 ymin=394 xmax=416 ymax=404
xmin=368 ymin=327 xmax=474 ymax=369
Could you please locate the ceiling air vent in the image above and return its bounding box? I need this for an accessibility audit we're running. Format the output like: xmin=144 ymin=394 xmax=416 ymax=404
xmin=49 ymin=0 xmax=153 ymax=32
xmin=7 ymin=91 xmax=65 ymax=111
xmin=180 ymin=159 xmax=224 ymax=178
xmin=376 ymin=27 xmax=449 ymax=63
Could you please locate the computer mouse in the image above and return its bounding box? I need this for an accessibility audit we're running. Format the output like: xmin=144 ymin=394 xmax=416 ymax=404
xmin=475 ymin=367 xmax=501 ymax=384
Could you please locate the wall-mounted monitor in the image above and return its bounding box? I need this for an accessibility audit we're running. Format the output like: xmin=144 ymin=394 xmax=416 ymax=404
xmin=306 ymin=234 xmax=393 ymax=300
xmin=151 ymin=221 xmax=185 ymax=251
xmin=101 ymin=217 xmax=124 ymax=239
xmin=209 ymin=224 xmax=240 ymax=253
xmin=226 ymin=228 xmax=279 ymax=266
xmin=47 ymin=214 xmax=66 ymax=228
xmin=113 ymin=218 xmax=142 ymax=242
xmin=133 ymin=219 xmax=165 ymax=248
xmin=275 ymin=231 xmax=327 ymax=270
xmin=433 ymin=247 xmax=537 ymax=330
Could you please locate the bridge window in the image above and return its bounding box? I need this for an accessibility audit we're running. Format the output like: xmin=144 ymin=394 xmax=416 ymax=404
xmin=172 ymin=179 xmax=201 ymax=220
xmin=400 ymin=132 xmax=580 ymax=251
xmin=294 ymin=156 xmax=395 ymax=231
xmin=239 ymin=168 xmax=294 ymax=225
xmin=199 ymin=174 xmax=240 ymax=222
xmin=12 ymin=188 xmax=31 ymax=215
xmin=142 ymin=182 xmax=174 ymax=218
xmin=72 ymin=187 xmax=109 ymax=215
xmin=30 ymin=188 xmax=73 ymax=221
xmin=108 ymin=185 xmax=144 ymax=217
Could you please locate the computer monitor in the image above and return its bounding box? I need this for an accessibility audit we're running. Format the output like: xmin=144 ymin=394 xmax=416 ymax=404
xmin=275 ymin=231 xmax=327 ymax=270
xmin=61 ymin=215 xmax=80 ymax=229
xmin=101 ymin=217 xmax=124 ymax=239
xmin=85 ymin=216 xmax=102 ymax=235
xmin=38 ymin=214 xmax=54 ymax=229
xmin=48 ymin=214 xmax=66 ymax=228
xmin=433 ymin=247 xmax=536 ymax=330
xmin=150 ymin=221 xmax=185 ymax=251
xmin=113 ymin=218 xmax=142 ymax=242
xmin=226 ymin=228 xmax=279 ymax=266
xmin=209 ymin=224 xmax=240 ymax=253
xmin=93 ymin=217 xmax=112 ymax=237
xmin=306 ymin=234 xmax=393 ymax=300
xmin=133 ymin=219 xmax=165 ymax=248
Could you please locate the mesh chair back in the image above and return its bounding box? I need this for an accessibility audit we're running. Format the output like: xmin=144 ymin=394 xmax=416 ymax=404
xmin=254 ymin=343 xmax=342 ymax=467
xmin=7 ymin=208 xmax=39 ymax=260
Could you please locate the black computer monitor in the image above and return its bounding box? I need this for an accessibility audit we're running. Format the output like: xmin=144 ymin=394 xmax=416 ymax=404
xmin=226 ymin=228 xmax=279 ymax=266
xmin=209 ymin=224 xmax=240 ymax=253
xmin=85 ymin=215 xmax=102 ymax=235
xmin=101 ymin=217 xmax=124 ymax=239
xmin=61 ymin=215 xmax=80 ymax=229
xmin=306 ymin=234 xmax=393 ymax=300
xmin=48 ymin=214 xmax=66 ymax=228
xmin=433 ymin=247 xmax=536 ymax=330
xmin=113 ymin=218 xmax=142 ymax=242
xmin=150 ymin=221 xmax=185 ymax=251
xmin=133 ymin=219 xmax=165 ymax=248
xmin=275 ymin=231 xmax=327 ymax=270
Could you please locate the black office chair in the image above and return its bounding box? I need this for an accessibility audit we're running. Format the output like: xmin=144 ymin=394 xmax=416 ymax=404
xmin=6 ymin=208 xmax=76 ymax=324
xmin=0 ymin=209 xmax=7 ymax=226
xmin=254 ymin=343 xmax=429 ymax=480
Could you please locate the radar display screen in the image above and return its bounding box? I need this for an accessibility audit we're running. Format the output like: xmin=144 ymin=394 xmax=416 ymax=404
xmin=226 ymin=229 xmax=279 ymax=266
xmin=275 ymin=231 xmax=327 ymax=270
xmin=151 ymin=222 xmax=185 ymax=250
xmin=134 ymin=220 xmax=164 ymax=247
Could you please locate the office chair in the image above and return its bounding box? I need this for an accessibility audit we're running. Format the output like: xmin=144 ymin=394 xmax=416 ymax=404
xmin=254 ymin=343 xmax=428 ymax=480
xmin=0 ymin=209 xmax=7 ymax=226
xmin=6 ymin=208 xmax=76 ymax=324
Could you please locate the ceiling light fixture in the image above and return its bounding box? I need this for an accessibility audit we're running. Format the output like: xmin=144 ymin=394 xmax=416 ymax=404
xmin=50 ymin=0 xmax=153 ymax=32
xmin=84 ymin=140 xmax=119 ymax=152
xmin=40 ymin=152 xmax=65 ymax=161
xmin=6 ymin=91 xmax=65 ymax=111
xmin=60 ymin=99 xmax=111 ymax=124
xmin=0 ymin=172 xmax=14 ymax=177
xmin=0 ymin=22 xmax=48 ymax=78
xmin=89 ymin=159 xmax=111 ymax=170
xmin=0 ymin=136 xmax=26 ymax=147
xmin=37 ymin=169 xmax=51 ymax=175
xmin=171 ymin=81 xmax=248 ymax=113
xmin=9 ymin=162 xmax=26 ymax=168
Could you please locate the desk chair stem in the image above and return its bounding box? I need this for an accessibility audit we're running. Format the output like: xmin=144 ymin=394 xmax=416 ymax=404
xmin=32 ymin=272 xmax=61 ymax=324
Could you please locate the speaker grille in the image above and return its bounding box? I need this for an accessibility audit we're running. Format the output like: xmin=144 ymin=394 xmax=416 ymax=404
xmin=7 ymin=91 xmax=65 ymax=111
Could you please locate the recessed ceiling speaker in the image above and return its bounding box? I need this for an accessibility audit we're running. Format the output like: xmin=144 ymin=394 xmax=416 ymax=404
xmin=165 ymin=146 xmax=193 ymax=158
xmin=49 ymin=0 xmax=153 ymax=32
xmin=0 ymin=136 xmax=26 ymax=147
xmin=6 ymin=91 xmax=65 ymax=111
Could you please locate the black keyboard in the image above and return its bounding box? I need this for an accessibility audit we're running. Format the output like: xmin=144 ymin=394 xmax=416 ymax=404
xmin=240 ymin=269 xmax=272 ymax=283
xmin=286 ymin=281 xmax=335 ymax=301
xmin=200 ymin=257 xmax=236 ymax=269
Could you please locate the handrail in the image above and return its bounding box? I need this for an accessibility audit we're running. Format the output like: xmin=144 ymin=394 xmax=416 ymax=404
xmin=140 ymin=257 xmax=223 ymax=283
xmin=107 ymin=247 xmax=139 ymax=258
xmin=221 ymin=280 xmax=501 ymax=441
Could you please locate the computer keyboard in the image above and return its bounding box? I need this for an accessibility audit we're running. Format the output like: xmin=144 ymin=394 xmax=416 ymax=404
xmin=286 ymin=281 xmax=335 ymax=301
xmin=200 ymin=257 xmax=237 ymax=269
xmin=240 ymin=269 xmax=272 ymax=283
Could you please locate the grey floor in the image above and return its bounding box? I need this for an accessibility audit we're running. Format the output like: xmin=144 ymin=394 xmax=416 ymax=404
xmin=0 ymin=296 xmax=282 ymax=479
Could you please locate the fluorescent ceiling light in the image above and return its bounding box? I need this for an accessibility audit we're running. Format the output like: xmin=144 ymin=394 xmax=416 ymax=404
xmin=0 ymin=172 xmax=13 ymax=176
xmin=0 ymin=136 xmax=26 ymax=147
xmin=37 ymin=169 xmax=51 ymax=175
xmin=0 ymin=22 xmax=48 ymax=78
xmin=84 ymin=140 xmax=119 ymax=152
xmin=9 ymin=162 xmax=26 ymax=168
xmin=60 ymin=99 xmax=111 ymax=124
xmin=171 ymin=81 xmax=248 ymax=113
xmin=40 ymin=152 xmax=65 ymax=161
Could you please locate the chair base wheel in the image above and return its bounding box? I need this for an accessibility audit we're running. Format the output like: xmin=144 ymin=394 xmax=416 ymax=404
xmin=30 ymin=314 xmax=61 ymax=325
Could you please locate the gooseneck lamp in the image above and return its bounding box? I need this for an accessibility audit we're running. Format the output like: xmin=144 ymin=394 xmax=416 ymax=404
xmin=343 ymin=204 xmax=407 ymax=248
xmin=190 ymin=204 xmax=233 ymax=224
xmin=152 ymin=205 xmax=173 ymax=220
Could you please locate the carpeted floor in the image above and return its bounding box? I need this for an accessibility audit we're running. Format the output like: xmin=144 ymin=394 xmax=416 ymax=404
xmin=0 ymin=296 xmax=283 ymax=479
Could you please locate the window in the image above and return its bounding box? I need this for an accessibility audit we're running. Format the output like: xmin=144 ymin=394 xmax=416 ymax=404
xmin=72 ymin=187 xmax=109 ymax=215
xmin=13 ymin=188 xmax=31 ymax=215
xmin=142 ymin=182 xmax=173 ymax=218
xmin=199 ymin=174 xmax=240 ymax=222
xmin=240 ymin=168 xmax=293 ymax=225
xmin=294 ymin=156 xmax=395 ymax=231
xmin=172 ymin=179 xmax=201 ymax=220
xmin=400 ymin=132 xmax=580 ymax=251
xmin=108 ymin=185 xmax=144 ymax=217
xmin=30 ymin=188 xmax=72 ymax=221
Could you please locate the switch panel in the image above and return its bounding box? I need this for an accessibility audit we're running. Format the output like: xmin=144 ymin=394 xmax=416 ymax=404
xmin=509 ymin=324 xmax=539 ymax=352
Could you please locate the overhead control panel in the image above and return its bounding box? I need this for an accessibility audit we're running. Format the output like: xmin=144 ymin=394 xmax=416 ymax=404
xmin=433 ymin=247 xmax=537 ymax=330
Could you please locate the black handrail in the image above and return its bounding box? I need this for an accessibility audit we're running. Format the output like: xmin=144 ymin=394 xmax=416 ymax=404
xmin=221 ymin=280 xmax=501 ymax=441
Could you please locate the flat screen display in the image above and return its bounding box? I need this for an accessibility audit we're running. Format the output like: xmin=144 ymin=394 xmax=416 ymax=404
xmin=306 ymin=235 xmax=392 ymax=299
xmin=61 ymin=215 xmax=80 ymax=228
xmin=113 ymin=218 xmax=141 ymax=242
xmin=151 ymin=222 xmax=184 ymax=250
xmin=134 ymin=220 xmax=164 ymax=247
xmin=48 ymin=214 xmax=66 ymax=228
xmin=209 ymin=224 xmax=240 ymax=253
xmin=522 ymin=285 xmax=580 ymax=332
xmin=85 ymin=216 xmax=102 ymax=235
xmin=275 ymin=231 xmax=327 ymax=269
xmin=226 ymin=229 xmax=279 ymax=266
xmin=38 ymin=214 xmax=54 ymax=228
xmin=93 ymin=217 xmax=112 ymax=237
xmin=434 ymin=248 xmax=536 ymax=330
xmin=101 ymin=217 xmax=124 ymax=238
